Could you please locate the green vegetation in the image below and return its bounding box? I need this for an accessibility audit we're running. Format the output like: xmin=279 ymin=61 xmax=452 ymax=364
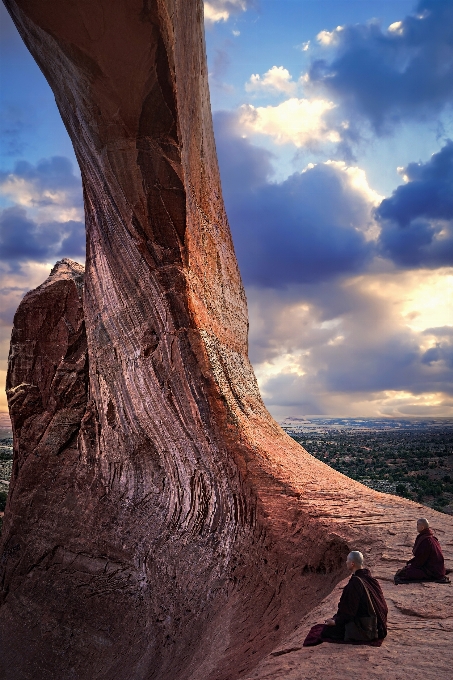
xmin=289 ymin=427 xmax=453 ymax=514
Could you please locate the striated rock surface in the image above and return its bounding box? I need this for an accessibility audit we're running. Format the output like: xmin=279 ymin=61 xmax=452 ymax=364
xmin=1 ymin=2 xmax=452 ymax=680
xmin=6 ymin=259 xmax=87 ymax=463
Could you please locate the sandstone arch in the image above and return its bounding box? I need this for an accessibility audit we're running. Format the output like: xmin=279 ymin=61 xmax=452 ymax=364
xmin=1 ymin=3 xmax=449 ymax=680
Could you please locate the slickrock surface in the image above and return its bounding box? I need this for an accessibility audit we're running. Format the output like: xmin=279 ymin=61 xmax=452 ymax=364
xmin=1 ymin=2 xmax=452 ymax=680
xmin=243 ymin=514 xmax=453 ymax=680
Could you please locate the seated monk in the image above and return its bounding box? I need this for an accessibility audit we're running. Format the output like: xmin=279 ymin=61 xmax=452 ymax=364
xmin=320 ymin=551 xmax=388 ymax=643
xmin=394 ymin=518 xmax=449 ymax=584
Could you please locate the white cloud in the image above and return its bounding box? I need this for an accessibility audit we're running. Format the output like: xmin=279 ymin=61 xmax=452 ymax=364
xmin=0 ymin=174 xmax=82 ymax=223
xmin=325 ymin=161 xmax=384 ymax=207
xmin=245 ymin=66 xmax=297 ymax=96
xmin=204 ymin=1 xmax=249 ymax=25
xmin=396 ymin=165 xmax=410 ymax=182
xmin=388 ymin=21 xmax=404 ymax=35
xmin=317 ymin=26 xmax=344 ymax=46
xmin=0 ymin=157 xmax=83 ymax=225
xmin=356 ymin=268 xmax=453 ymax=333
xmin=238 ymin=98 xmax=340 ymax=147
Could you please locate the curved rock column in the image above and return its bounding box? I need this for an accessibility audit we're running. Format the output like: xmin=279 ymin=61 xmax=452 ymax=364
xmin=0 ymin=3 xmax=428 ymax=680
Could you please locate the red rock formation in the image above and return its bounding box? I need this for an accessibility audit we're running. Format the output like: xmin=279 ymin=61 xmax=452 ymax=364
xmin=2 ymin=3 xmax=451 ymax=680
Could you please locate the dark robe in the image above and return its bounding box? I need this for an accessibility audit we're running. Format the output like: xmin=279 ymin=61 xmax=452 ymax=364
xmin=304 ymin=569 xmax=388 ymax=647
xmin=397 ymin=528 xmax=446 ymax=581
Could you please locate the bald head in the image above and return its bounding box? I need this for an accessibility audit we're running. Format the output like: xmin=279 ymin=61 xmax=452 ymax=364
xmin=347 ymin=551 xmax=364 ymax=570
xmin=417 ymin=518 xmax=429 ymax=532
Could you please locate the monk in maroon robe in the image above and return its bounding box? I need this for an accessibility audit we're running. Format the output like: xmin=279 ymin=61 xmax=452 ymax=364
xmin=304 ymin=551 xmax=388 ymax=646
xmin=395 ymin=518 xmax=448 ymax=584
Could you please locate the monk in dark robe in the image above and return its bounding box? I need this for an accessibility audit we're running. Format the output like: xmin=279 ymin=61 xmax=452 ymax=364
xmin=394 ymin=518 xmax=449 ymax=584
xmin=304 ymin=551 xmax=388 ymax=646
xmin=322 ymin=551 xmax=387 ymax=641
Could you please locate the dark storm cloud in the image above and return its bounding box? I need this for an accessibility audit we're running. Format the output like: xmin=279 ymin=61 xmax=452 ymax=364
xmin=421 ymin=343 xmax=453 ymax=369
xmin=209 ymin=46 xmax=235 ymax=92
xmin=319 ymin=333 xmax=438 ymax=394
xmin=423 ymin=326 xmax=453 ymax=338
xmin=308 ymin=0 xmax=453 ymax=133
xmin=376 ymin=140 xmax=453 ymax=267
xmin=0 ymin=207 xmax=49 ymax=261
xmin=214 ymin=111 xmax=373 ymax=287
xmin=215 ymin=111 xmax=275 ymax=189
xmin=0 ymin=206 xmax=85 ymax=265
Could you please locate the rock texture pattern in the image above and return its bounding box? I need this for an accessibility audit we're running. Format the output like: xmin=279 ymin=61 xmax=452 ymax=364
xmin=1 ymin=2 xmax=452 ymax=680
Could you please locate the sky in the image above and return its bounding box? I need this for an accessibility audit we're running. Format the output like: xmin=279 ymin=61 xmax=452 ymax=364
xmin=0 ymin=0 xmax=452 ymax=419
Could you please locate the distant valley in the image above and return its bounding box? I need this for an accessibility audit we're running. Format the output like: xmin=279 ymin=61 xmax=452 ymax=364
xmin=283 ymin=417 xmax=453 ymax=515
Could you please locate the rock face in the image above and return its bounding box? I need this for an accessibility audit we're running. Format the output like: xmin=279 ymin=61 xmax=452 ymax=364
xmin=1 ymin=3 xmax=452 ymax=680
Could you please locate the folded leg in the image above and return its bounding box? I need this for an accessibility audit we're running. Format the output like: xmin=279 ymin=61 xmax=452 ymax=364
xmin=395 ymin=565 xmax=430 ymax=583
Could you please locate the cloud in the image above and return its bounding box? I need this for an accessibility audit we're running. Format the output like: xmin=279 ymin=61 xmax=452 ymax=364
xmin=238 ymin=98 xmax=341 ymax=148
xmin=316 ymin=26 xmax=345 ymax=47
xmin=0 ymin=206 xmax=85 ymax=266
xmin=204 ymin=0 xmax=252 ymax=25
xmin=307 ymin=0 xmax=453 ymax=132
xmin=245 ymin=66 xmax=298 ymax=96
xmin=240 ymin=64 xmax=360 ymax=154
xmin=421 ymin=325 xmax=453 ymax=370
xmin=0 ymin=156 xmax=83 ymax=223
xmin=296 ymin=41 xmax=311 ymax=53
xmin=0 ymin=156 xmax=85 ymax=267
xmin=214 ymin=111 xmax=377 ymax=287
xmin=376 ymin=140 xmax=453 ymax=267
xmin=212 ymin=111 xmax=453 ymax=417
xmin=246 ymin=275 xmax=453 ymax=419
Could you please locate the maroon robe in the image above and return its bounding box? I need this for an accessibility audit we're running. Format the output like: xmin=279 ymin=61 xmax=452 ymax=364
xmin=398 ymin=528 xmax=446 ymax=581
xmin=304 ymin=569 xmax=388 ymax=646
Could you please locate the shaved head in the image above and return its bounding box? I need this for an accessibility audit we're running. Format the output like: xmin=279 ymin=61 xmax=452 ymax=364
xmin=347 ymin=551 xmax=364 ymax=567
xmin=417 ymin=518 xmax=429 ymax=531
